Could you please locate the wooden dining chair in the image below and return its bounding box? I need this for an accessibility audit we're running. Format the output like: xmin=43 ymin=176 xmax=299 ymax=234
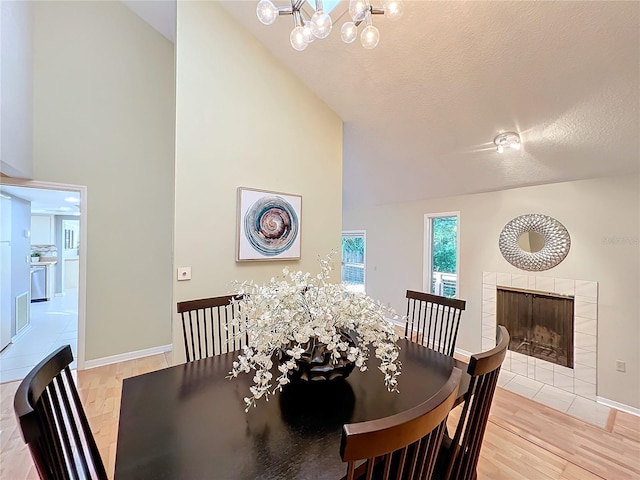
xmin=439 ymin=325 xmax=510 ymax=480
xmin=405 ymin=290 xmax=466 ymax=357
xmin=177 ymin=294 xmax=247 ymax=362
xmin=340 ymin=367 xmax=462 ymax=480
xmin=14 ymin=344 xmax=108 ymax=480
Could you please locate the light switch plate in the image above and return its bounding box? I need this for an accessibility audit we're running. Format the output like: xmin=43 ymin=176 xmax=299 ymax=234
xmin=177 ymin=267 xmax=192 ymax=281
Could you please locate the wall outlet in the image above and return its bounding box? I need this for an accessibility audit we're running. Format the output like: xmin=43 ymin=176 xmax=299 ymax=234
xmin=177 ymin=267 xmax=192 ymax=281
xmin=616 ymin=360 xmax=626 ymax=372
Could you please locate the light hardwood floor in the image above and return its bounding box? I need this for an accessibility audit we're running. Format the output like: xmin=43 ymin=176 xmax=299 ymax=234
xmin=1 ymin=353 xmax=638 ymax=480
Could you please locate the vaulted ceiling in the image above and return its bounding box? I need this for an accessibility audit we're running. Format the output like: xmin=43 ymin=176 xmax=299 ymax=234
xmin=128 ymin=1 xmax=640 ymax=210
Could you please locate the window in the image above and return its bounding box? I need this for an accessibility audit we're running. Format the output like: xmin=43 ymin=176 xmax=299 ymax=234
xmin=341 ymin=231 xmax=365 ymax=292
xmin=424 ymin=213 xmax=459 ymax=298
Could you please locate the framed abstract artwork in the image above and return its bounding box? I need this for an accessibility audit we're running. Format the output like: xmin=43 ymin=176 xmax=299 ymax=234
xmin=236 ymin=187 xmax=302 ymax=261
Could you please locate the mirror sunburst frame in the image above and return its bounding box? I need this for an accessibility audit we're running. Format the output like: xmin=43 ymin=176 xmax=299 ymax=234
xmin=499 ymin=214 xmax=571 ymax=271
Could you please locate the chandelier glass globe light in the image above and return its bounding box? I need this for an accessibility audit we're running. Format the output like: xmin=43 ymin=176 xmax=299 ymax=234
xmin=344 ymin=0 xmax=402 ymax=48
xmin=341 ymin=21 xmax=358 ymax=43
xmin=302 ymin=21 xmax=315 ymax=43
xmin=256 ymin=0 xmax=278 ymax=25
xmin=382 ymin=0 xmax=403 ymax=20
xmin=290 ymin=24 xmax=308 ymax=51
xmin=361 ymin=24 xmax=380 ymax=49
xmin=256 ymin=0 xmax=403 ymax=50
xmin=310 ymin=8 xmax=332 ymax=38
xmin=349 ymin=0 xmax=368 ymax=22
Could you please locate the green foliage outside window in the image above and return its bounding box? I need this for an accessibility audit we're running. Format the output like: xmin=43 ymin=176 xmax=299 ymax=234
xmin=342 ymin=237 xmax=364 ymax=253
xmin=432 ymin=217 xmax=457 ymax=274
xmin=342 ymin=236 xmax=365 ymax=265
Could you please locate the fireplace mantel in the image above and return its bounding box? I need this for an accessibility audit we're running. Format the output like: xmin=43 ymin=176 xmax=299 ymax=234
xmin=482 ymin=272 xmax=598 ymax=400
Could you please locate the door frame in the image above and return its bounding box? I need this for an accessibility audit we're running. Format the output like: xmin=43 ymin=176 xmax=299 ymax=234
xmin=1 ymin=178 xmax=87 ymax=369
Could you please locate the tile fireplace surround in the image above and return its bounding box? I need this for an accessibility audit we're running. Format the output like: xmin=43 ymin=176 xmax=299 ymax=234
xmin=482 ymin=272 xmax=598 ymax=401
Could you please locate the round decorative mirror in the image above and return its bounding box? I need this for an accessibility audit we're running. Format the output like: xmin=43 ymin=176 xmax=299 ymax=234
xmin=499 ymin=214 xmax=571 ymax=271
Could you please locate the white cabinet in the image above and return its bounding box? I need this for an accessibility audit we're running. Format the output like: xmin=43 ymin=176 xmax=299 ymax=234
xmin=46 ymin=263 xmax=56 ymax=299
xmin=31 ymin=215 xmax=54 ymax=244
xmin=64 ymin=259 xmax=78 ymax=289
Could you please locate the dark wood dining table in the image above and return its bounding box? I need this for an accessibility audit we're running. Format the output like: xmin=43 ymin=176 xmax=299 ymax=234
xmin=114 ymin=338 xmax=469 ymax=480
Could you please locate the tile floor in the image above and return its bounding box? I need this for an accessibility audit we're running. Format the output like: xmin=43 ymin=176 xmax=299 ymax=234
xmin=498 ymin=369 xmax=612 ymax=428
xmin=0 ymin=289 xmax=78 ymax=383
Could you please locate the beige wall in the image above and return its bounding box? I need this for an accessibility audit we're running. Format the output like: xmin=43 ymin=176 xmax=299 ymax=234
xmin=32 ymin=1 xmax=175 ymax=360
xmin=344 ymin=175 xmax=640 ymax=408
xmin=0 ymin=0 xmax=33 ymax=178
xmin=173 ymin=2 xmax=343 ymax=360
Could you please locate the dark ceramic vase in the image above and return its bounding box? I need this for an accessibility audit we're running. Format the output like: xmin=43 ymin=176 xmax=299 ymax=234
xmin=281 ymin=329 xmax=357 ymax=382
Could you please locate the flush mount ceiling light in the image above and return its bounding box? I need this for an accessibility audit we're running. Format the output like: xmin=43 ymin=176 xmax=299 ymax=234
xmin=256 ymin=0 xmax=403 ymax=51
xmin=493 ymin=132 xmax=521 ymax=153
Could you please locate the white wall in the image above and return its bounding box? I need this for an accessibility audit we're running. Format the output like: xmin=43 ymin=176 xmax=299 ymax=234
xmin=0 ymin=0 xmax=33 ymax=178
xmin=32 ymin=1 xmax=175 ymax=360
xmin=173 ymin=2 xmax=343 ymax=361
xmin=344 ymin=175 xmax=640 ymax=408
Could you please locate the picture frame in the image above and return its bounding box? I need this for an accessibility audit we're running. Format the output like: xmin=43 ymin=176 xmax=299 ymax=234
xmin=236 ymin=187 xmax=302 ymax=261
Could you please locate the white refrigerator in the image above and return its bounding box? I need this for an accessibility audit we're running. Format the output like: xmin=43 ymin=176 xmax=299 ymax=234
xmin=1 ymin=195 xmax=12 ymax=351
xmin=0 ymin=236 xmax=11 ymax=351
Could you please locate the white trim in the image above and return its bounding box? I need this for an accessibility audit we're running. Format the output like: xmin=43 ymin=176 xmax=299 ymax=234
xmin=455 ymin=347 xmax=473 ymax=359
xmin=77 ymin=187 xmax=87 ymax=369
xmin=11 ymin=323 xmax=32 ymax=342
xmin=423 ymin=211 xmax=460 ymax=295
xmin=387 ymin=316 xmax=404 ymax=328
xmin=84 ymin=344 xmax=173 ymax=370
xmin=596 ymin=396 xmax=640 ymax=417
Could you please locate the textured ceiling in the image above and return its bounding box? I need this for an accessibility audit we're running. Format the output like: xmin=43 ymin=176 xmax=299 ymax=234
xmin=127 ymin=1 xmax=640 ymax=210
xmin=220 ymin=1 xmax=639 ymax=209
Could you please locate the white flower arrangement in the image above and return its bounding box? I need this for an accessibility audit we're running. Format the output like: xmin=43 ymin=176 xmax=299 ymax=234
xmin=227 ymin=252 xmax=401 ymax=411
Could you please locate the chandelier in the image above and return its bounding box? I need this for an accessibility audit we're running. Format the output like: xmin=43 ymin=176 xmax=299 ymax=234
xmin=256 ymin=0 xmax=404 ymax=51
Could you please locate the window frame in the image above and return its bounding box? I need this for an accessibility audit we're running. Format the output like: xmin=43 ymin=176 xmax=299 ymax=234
xmin=423 ymin=212 xmax=460 ymax=298
xmin=341 ymin=230 xmax=366 ymax=292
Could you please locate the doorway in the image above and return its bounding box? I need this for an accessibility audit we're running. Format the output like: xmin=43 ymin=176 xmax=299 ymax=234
xmin=0 ymin=180 xmax=86 ymax=383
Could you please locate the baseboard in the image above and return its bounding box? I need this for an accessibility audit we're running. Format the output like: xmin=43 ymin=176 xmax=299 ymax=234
xmin=83 ymin=344 xmax=173 ymax=370
xmin=12 ymin=324 xmax=32 ymax=342
xmin=597 ymin=396 xmax=640 ymax=417
xmin=454 ymin=347 xmax=473 ymax=359
xmin=386 ymin=316 xmax=404 ymax=328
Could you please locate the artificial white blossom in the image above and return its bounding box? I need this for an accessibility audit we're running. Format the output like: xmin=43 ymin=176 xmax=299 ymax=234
xmin=227 ymin=251 xmax=401 ymax=411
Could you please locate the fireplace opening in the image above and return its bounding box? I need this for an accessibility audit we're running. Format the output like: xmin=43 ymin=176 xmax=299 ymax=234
xmin=497 ymin=286 xmax=574 ymax=368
